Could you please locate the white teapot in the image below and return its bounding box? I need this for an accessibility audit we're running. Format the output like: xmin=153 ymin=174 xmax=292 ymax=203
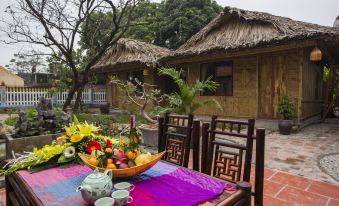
xmin=76 ymin=168 xmax=113 ymax=204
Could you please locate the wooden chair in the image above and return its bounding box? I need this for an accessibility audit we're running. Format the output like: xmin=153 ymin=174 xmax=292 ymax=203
xmin=201 ymin=116 xmax=265 ymax=206
xmin=157 ymin=113 xmax=200 ymax=170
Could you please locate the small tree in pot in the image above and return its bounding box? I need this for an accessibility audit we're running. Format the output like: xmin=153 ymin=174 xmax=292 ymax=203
xmin=277 ymin=95 xmax=296 ymax=135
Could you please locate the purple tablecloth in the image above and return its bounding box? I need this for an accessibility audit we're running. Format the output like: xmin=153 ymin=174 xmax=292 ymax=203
xmin=18 ymin=162 xmax=235 ymax=206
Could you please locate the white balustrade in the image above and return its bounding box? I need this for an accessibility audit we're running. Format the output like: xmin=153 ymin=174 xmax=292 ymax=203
xmin=0 ymin=86 xmax=106 ymax=107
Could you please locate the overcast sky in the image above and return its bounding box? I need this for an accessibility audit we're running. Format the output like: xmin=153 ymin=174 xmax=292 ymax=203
xmin=0 ymin=0 xmax=338 ymax=68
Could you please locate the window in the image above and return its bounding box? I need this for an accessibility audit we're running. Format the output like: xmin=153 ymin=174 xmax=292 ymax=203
xmin=126 ymin=70 xmax=144 ymax=96
xmin=200 ymin=61 xmax=233 ymax=96
xmin=161 ymin=65 xmax=187 ymax=94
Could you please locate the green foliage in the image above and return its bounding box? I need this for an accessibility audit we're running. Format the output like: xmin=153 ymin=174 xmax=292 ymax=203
xmin=158 ymin=67 xmax=222 ymax=114
xmin=4 ymin=116 xmax=17 ymax=126
xmin=90 ymin=0 xmax=222 ymax=49
xmin=154 ymin=0 xmax=223 ymax=49
xmin=114 ymin=113 xmax=147 ymax=125
xmin=277 ymin=96 xmax=297 ymax=120
xmin=323 ymin=66 xmax=330 ymax=82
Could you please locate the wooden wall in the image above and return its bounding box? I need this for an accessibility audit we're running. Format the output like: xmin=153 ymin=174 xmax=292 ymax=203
xmin=184 ymin=48 xmax=303 ymax=119
xmin=105 ymin=68 xmax=155 ymax=112
xmin=257 ymin=50 xmax=301 ymax=119
xmin=186 ymin=56 xmax=257 ymax=118
xmin=300 ymin=47 xmax=323 ymax=120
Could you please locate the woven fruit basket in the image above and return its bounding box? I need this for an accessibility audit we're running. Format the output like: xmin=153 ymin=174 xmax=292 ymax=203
xmin=79 ymin=151 xmax=166 ymax=179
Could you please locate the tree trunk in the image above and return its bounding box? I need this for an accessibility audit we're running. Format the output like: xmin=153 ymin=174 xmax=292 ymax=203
xmin=63 ymin=85 xmax=77 ymax=111
xmin=73 ymin=86 xmax=84 ymax=112
xmin=73 ymin=71 xmax=89 ymax=112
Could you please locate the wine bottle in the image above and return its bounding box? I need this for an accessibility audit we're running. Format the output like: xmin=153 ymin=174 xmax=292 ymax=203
xmin=129 ymin=115 xmax=139 ymax=148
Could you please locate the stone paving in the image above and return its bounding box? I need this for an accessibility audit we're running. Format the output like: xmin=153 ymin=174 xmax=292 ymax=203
xmin=263 ymin=122 xmax=339 ymax=184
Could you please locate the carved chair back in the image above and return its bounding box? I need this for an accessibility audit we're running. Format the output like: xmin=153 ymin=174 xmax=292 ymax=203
xmin=201 ymin=116 xmax=266 ymax=206
xmin=158 ymin=113 xmax=197 ymax=169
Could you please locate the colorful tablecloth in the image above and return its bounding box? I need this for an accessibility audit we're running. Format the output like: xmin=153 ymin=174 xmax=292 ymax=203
xmin=18 ymin=162 xmax=235 ymax=206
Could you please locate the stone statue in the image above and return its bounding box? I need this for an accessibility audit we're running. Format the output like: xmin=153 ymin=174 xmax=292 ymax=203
xmin=36 ymin=96 xmax=58 ymax=133
xmin=61 ymin=111 xmax=72 ymax=126
xmin=15 ymin=109 xmax=28 ymax=136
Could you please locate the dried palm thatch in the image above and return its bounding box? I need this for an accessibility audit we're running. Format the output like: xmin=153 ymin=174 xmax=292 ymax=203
xmin=93 ymin=38 xmax=172 ymax=72
xmin=163 ymin=7 xmax=339 ymax=60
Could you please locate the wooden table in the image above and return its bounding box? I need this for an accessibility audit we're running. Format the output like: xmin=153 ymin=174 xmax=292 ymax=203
xmin=6 ymin=162 xmax=251 ymax=206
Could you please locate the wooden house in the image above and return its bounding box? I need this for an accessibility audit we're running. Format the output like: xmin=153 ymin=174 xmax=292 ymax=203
xmin=92 ymin=38 xmax=172 ymax=110
xmin=94 ymin=7 xmax=339 ymax=124
xmin=159 ymin=7 xmax=339 ymax=124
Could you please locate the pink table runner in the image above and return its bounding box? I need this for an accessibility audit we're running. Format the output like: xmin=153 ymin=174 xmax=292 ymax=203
xmin=18 ymin=162 xmax=235 ymax=206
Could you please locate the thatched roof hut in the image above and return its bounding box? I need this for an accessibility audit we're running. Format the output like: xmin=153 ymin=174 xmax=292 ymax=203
xmin=162 ymin=7 xmax=339 ymax=61
xmin=93 ymin=38 xmax=172 ymax=72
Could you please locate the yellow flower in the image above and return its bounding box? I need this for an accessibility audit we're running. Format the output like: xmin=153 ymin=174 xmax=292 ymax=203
xmin=65 ymin=123 xmax=78 ymax=136
xmin=91 ymin=133 xmax=103 ymax=139
xmin=110 ymin=138 xmax=118 ymax=144
xmin=78 ymin=122 xmax=100 ymax=137
xmin=70 ymin=134 xmax=83 ymax=143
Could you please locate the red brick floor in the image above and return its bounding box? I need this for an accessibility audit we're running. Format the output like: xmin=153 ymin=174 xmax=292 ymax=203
xmin=253 ymin=167 xmax=339 ymax=206
xmin=0 ymin=169 xmax=338 ymax=206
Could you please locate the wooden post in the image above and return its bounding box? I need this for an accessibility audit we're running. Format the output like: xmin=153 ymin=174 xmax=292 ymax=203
xmin=162 ymin=113 xmax=170 ymax=160
xmin=201 ymin=122 xmax=209 ymax=174
xmin=183 ymin=114 xmax=194 ymax=168
xmin=158 ymin=117 xmax=164 ymax=153
xmin=255 ymin=128 xmax=266 ymax=206
xmin=192 ymin=120 xmax=200 ymax=171
xmin=243 ymin=119 xmax=255 ymax=182
xmin=206 ymin=115 xmax=217 ymax=175
xmin=237 ymin=181 xmax=252 ymax=206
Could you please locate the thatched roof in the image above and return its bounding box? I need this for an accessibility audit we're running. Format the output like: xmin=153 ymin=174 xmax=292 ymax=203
xmin=93 ymin=38 xmax=172 ymax=72
xmin=163 ymin=7 xmax=339 ymax=60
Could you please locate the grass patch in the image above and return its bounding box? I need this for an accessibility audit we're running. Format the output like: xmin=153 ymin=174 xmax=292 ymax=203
xmin=75 ymin=113 xmax=116 ymax=126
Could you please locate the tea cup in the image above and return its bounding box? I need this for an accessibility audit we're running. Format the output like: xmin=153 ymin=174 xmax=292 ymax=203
xmin=114 ymin=182 xmax=135 ymax=191
xmin=94 ymin=197 xmax=115 ymax=206
xmin=111 ymin=190 xmax=133 ymax=206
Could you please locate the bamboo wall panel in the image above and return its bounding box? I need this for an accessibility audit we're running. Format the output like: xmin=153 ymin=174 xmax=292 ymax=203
xmin=187 ymin=57 xmax=257 ymax=118
xmin=301 ymin=47 xmax=323 ymax=119
xmin=107 ymin=69 xmax=156 ymax=112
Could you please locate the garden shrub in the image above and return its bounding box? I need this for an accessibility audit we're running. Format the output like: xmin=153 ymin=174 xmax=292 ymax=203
xmin=4 ymin=116 xmax=18 ymax=126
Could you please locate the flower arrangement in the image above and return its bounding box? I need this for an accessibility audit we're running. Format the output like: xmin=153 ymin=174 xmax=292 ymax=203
xmin=1 ymin=116 xmax=151 ymax=176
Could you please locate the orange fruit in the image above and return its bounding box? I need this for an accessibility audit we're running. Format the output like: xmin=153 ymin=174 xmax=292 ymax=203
xmin=107 ymin=158 xmax=113 ymax=164
xmin=88 ymin=157 xmax=99 ymax=167
xmin=126 ymin=151 xmax=137 ymax=160
xmin=105 ymin=148 xmax=113 ymax=154
xmin=106 ymin=163 xmax=117 ymax=169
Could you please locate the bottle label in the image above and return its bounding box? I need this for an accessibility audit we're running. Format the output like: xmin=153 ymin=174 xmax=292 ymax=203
xmin=130 ymin=115 xmax=136 ymax=128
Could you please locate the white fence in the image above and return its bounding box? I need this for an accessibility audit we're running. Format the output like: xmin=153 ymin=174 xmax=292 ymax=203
xmin=0 ymin=86 xmax=106 ymax=108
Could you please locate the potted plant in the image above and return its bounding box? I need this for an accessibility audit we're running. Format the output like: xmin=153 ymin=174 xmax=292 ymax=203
xmin=277 ymin=95 xmax=296 ymax=135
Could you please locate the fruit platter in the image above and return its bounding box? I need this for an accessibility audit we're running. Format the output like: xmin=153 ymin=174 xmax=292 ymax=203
xmin=79 ymin=151 xmax=165 ymax=178
xmin=0 ymin=115 xmax=164 ymax=178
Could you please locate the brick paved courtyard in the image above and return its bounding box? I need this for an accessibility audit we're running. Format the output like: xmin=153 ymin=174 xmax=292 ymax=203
xmin=263 ymin=122 xmax=339 ymax=184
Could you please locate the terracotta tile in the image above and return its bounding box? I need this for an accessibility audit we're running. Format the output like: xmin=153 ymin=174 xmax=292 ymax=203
xmin=264 ymin=168 xmax=276 ymax=180
xmin=0 ymin=189 xmax=5 ymax=206
xmin=264 ymin=180 xmax=285 ymax=197
xmin=263 ymin=195 xmax=291 ymax=206
xmin=328 ymin=199 xmax=339 ymax=206
xmin=277 ymin=186 xmax=328 ymax=206
xmin=308 ymin=181 xmax=339 ymax=200
xmin=270 ymin=172 xmax=312 ymax=190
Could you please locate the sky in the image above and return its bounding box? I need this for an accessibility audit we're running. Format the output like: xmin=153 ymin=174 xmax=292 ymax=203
xmin=0 ymin=0 xmax=338 ymax=68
